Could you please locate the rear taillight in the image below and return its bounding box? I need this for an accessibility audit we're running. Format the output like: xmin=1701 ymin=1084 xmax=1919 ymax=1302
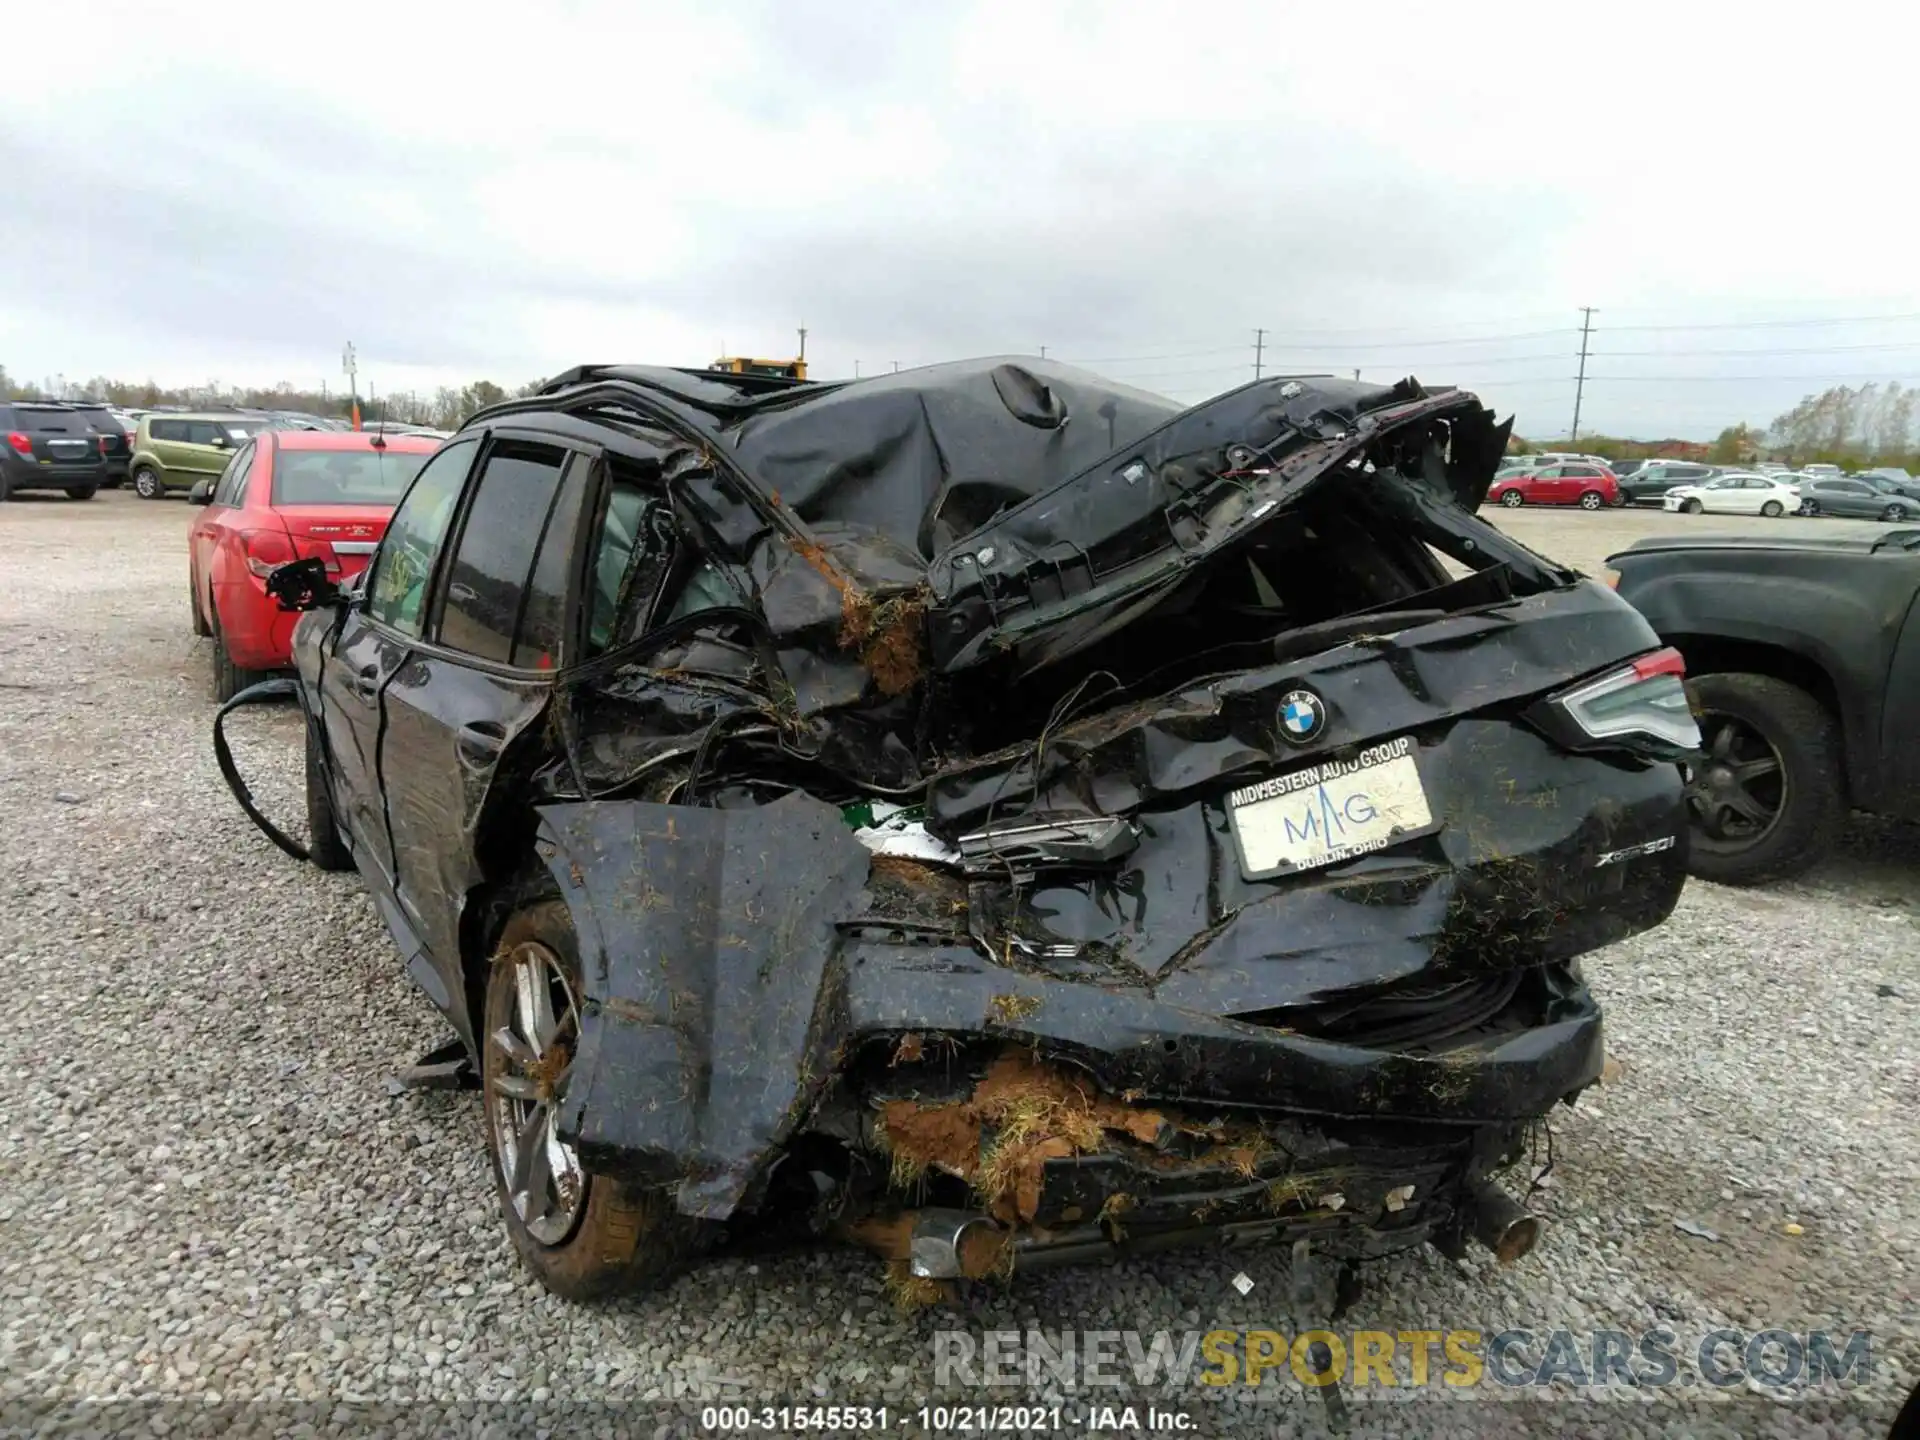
xmin=292 ymin=537 xmax=342 ymax=574
xmin=242 ymin=529 xmax=297 ymax=579
xmin=6 ymin=432 xmax=31 ymax=454
xmin=1551 ymin=646 xmax=1699 ymax=754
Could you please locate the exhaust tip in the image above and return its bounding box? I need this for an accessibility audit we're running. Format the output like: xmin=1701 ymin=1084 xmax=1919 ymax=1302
xmin=1465 ymin=1181 xmax=1543 ymax=1265
xmin=1490 ymin=1212 xmax=1543 ymax=1264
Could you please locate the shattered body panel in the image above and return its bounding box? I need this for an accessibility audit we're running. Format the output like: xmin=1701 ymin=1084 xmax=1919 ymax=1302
xmin=255 ymin=358 xmax=1693 ymax=1289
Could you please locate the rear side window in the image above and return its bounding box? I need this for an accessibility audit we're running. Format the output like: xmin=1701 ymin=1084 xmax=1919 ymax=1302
xmin=149 ymin=419 xmax=188 ymax=442
xmin=366 ymin=438 xmax=480 ymax=636
xmin=214 ymin=444 xmax=255 ymax=505
xmin=271 ymin=448 xmax=431 ymax=506
xmin=515 ymin=464 xmax=591 ymax=668
xmin=435 ymin=441 xmax=569 ymax=666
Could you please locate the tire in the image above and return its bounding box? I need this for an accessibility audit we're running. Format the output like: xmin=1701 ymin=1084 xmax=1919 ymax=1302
xmin=1801 ymin=500 xmax=1821 ymax=517
xmin=482 ymin=900 xmax=713 ymax=1300
xmin=1578 ymin=490 xmax=1604 ymax=511
xmin=132 ymin=467 xmax=164 ymax=499
xmin=191 ymin=579 xmax=212 ymax=638
xmin=209 ymin=606 xmax=268 ymax=703
xmin=1683 ymin=673 xmax=1844 ymax=886
xmin=1682 ymin=499 xmax=1703 ymax=514
xmin=1882 ymin=503 xmax=1910 ymax=523
xmin=67 ymin=486 xmax=97 ymax=501
xmin=1498 ymin=489 xmax=1524 ymax=508
xmin=303 ymin=725 xmax=353 ymax=872
xmin=0 ymin=473 xmax=11 ymax=502
xmin=1761 ymin=501 xmax=1783 ymax=518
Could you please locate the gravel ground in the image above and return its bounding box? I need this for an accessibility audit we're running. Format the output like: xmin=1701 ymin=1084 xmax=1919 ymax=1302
xmin=0 ymin=491 xmax=1914 ymax=1436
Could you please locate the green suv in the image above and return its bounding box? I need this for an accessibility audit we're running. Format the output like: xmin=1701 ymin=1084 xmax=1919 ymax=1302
xmin=129 ymin=414 xmax=268 ymax=498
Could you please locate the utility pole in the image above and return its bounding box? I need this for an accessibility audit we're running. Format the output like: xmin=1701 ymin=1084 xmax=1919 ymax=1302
xmin=797 ymin=327 xmax=808 ymax=361
xmin=891 ymin=361 xmax=900 ymax=372
xmin=1039 ymin=345 xmax=1048 ymax=359
xmin=1353 ymin=368 xmax=1361 ymax=381
xmin=1253 ymin=329 xmax=1265 ymax=380
xmin=854 ymin=360 xmax=861 ymax=378
xmin=342 ymin=343 xmax=360 ymax=431
xmin=1570 ymin=307 xmax=1596 ymax=443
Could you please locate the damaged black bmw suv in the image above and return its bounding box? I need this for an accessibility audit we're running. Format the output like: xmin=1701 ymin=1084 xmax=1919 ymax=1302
xmin=221 ymin=359 xmax=1697 ymax=1302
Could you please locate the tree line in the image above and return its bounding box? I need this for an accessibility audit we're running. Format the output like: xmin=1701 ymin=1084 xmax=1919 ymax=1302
xmin=0 ymin=366 xmax=545 ymax=431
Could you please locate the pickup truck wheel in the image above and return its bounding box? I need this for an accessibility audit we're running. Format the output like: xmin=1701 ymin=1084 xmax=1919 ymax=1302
xmin=1881 ymin=502 xmax=1911 ymax=523
xmin=482 ymin=901 xmax=712 ymax=1299
xmin=1681 ymin=499 xmax=1704 ymax=514
xmin=1498 ymin=490 xmax=1524 ymax=508
xmin=303 ymin=727 xmax=353 ymax=872
xmin=132 ymin=467 xmax=164 ymax=499
xmin=1578 ymin=490 xmax=1604 ymax=510
xmin=1761 ymin=500 xmax=1784 ymax=518
xmin=1682 ymin=673 xmax=1843 ymax=886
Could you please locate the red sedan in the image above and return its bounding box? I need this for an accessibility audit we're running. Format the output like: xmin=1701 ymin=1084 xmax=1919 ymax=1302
xmin=189 ymin=430 xmax=439 ymax=699
xmin=1485 ymin=460 xmax=1623 ymax=511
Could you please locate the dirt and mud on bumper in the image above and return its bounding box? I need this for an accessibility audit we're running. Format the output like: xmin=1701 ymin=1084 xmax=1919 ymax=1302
xmin=839 ymin=1000 xmax=1579 ymax=1301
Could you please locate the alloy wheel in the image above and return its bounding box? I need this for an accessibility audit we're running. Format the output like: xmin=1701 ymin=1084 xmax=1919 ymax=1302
xmin=1500 ymin=490 xmax=1523 ymax=507
xmin=486 ymin=940 xmax=586 ymax=1247
xmin=1579 ymin=491 xmax=1603 ymax=510
xmin=1884 ymin=504 xmax=1909 ymax=523
xmin=1684 ymin=712 xmax=1786 ymax=848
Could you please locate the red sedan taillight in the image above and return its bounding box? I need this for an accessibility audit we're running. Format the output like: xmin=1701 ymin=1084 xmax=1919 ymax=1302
xmin=6 ymin=432 xmax=31 ymax=454
xmin=242 ymin=529 xmax=297 ymax=580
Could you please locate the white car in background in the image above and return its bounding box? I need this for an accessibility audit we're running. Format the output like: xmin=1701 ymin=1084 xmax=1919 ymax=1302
xmin=1662 ymin=471 xmax=1802 ymax=517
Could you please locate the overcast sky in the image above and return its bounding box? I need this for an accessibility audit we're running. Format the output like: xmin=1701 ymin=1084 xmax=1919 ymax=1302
xmin=5 ymin=0 xmax=1919 ymax=440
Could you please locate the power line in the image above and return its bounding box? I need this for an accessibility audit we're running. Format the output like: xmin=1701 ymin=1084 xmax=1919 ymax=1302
xmin=1602 ymin=310 xmax=1920 ymax=333
xmin=1584 ymin=371 xmax=1920 ymax=383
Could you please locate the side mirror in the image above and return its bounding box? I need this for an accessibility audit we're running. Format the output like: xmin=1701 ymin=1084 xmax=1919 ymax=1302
xmin=187 ymin=480 xmax=214 ymax=505
xmin=265 ymin=556 xmax=345 ymax=612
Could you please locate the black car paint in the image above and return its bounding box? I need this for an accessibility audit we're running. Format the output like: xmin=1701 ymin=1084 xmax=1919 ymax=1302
xmin=260 ymin=360 xmax=1688 ymax=1258
xmin=1609 ymin=530 xmax=1920 ymax=823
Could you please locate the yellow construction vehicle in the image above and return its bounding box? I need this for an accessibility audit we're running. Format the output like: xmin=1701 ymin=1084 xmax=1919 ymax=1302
xmin=709 ymin=355 xmax=807 ymax=381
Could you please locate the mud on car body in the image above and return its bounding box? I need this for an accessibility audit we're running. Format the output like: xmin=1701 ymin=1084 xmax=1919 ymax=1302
xmin=221 ymin=359 xmax=1696 ymax=1301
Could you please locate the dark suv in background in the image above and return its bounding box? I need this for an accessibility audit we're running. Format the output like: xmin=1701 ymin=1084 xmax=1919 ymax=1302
xmin=1618 ymin=460 xmax=1715 ymax=505
xmin=63 ymin=402 xmax=134 ymax=487
xmin=0 ymin=402 xmax=105 ymax=500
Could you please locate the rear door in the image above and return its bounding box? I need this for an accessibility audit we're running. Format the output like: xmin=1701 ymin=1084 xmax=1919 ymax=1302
xmin=1561 ymin=463 xmax=1604 ymax=502
xmin=316 ymin=436 xmax=480 ymax=904
xmin=1535 ymin=464 xmax=1575 ymax=503
xmin=12 ymin=405 xmax=98 ymax=475
xmin=377 ymin=433 xmax=595 ymax=1031
xmin=191 ymin=441 xmax=256 ymax=611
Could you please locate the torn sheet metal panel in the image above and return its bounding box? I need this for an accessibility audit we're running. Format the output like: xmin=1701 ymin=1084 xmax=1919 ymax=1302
xmin=537 ymin=792 xmax=870 ymax=1219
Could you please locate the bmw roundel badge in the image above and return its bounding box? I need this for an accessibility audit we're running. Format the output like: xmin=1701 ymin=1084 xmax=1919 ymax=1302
xmin=1277 ymin=688 xmax=1326 ymax=744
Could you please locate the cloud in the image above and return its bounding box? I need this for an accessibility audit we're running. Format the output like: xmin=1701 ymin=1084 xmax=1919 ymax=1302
xmin=3 ymin=0 xmax=1918 ymax=438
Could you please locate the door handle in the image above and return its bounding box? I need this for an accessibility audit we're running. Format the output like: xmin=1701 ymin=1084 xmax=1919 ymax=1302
xmin=456 ymin=721 xmax=507 ymax=766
